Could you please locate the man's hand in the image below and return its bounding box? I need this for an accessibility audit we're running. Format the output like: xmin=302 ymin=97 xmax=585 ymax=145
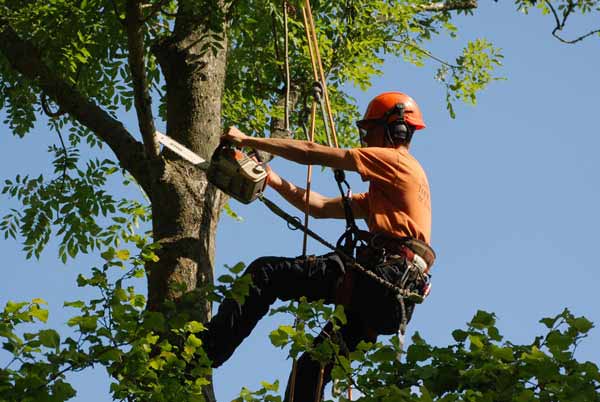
xmin=265 ymin=165 xmax=283 ymax=189
xmin=222 ymin=126 xmax=248 ymax=145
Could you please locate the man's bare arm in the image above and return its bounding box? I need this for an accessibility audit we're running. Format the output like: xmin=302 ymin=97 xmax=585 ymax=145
xmin=268 ymin=169 xmax=367 ymax=219
xmin=223 ymin=127 xmax=358 ymax=172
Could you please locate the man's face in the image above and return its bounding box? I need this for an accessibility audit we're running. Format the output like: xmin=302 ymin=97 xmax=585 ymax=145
xmin=358 ymin=121 xmax=386 ymax=148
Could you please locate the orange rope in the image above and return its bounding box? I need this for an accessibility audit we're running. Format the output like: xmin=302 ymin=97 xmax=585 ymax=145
xmin=302 ymin=0 xmax=339 ymax=148
xmin=302 ymin=101 xmax=317 ymax=255
xmin=301 ymin=7 xmax=319 ymax=82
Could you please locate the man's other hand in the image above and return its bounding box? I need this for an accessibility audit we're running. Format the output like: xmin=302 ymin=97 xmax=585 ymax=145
xmin=265 ymin=165 xmax=283 ymax=189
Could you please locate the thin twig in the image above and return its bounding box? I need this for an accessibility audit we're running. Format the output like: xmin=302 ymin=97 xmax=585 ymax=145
xmin=41 ymin=93 xmax=65 ymax=118
xmin=54 ymin=125 xmax=70 ymax=192
xmin=390 ymin=39 xmax=463 ymax=69
xmin=271 ymin=11 xmax=285 ymax=81
xmin=3 ymin=357 xmax=18 ymax=371
xmin=543 ymin=0 xmax=600 ymax=44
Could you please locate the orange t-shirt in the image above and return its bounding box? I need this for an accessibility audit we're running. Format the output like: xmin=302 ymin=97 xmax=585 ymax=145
xmin=348 ymin=147 xmax=431 ymax=244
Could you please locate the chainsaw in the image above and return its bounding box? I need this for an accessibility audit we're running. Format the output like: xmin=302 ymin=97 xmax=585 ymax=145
xmin=155 ymin=131 xmax=268 ymax=204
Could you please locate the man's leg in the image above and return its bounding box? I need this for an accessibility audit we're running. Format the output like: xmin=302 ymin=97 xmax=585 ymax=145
xmin=283 ymin=311 xmax=376 ymax=402
xmin=203 ymin=254 xmax=344 ymax=368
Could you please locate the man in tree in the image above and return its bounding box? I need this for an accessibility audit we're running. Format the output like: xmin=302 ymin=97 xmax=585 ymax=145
xmin=204 ymin=91 xmax=435 ymax=400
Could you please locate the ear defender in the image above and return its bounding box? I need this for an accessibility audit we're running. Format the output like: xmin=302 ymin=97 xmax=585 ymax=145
xmin=383 ymin=103 xmax=414 ymax=145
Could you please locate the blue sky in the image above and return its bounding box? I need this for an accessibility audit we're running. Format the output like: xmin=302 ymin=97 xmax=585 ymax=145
xmin=1 ymin=1 xmax=600 ymax=400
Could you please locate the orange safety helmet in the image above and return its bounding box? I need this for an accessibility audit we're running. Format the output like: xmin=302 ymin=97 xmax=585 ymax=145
xmin=360 ymin=92 xmax=426 ymax=130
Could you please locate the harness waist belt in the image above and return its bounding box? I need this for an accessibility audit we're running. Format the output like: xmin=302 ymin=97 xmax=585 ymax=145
xmin=366 ymin=232 xmax=436 ymax=273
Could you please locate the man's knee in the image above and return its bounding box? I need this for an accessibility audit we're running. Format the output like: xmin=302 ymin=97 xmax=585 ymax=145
xmin=245 ymin=256 xmax=279 ymax=288
xmin=245 ymin=256 xmax=298 ymax=295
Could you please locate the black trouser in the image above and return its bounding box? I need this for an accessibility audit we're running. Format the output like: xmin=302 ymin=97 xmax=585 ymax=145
xmin=203 ymin=252 xmax=414 ymax=401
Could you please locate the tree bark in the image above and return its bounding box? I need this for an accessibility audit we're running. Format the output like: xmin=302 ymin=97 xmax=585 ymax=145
xmin=147 ymin=9 xmax=229 ymax=401
xmin=148 ymin=2 xmax=227 ymax=302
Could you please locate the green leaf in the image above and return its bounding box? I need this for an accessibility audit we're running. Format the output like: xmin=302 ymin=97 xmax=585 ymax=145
xmin=540 ymin=316 xmax=559 ymax=329
xmin=29 ymin=304 xmax=49 ymax=323
xmin=186 ymin=334 xmax=203 ymax=348
xmin=260 ymin=380 xmax=279 ymax=392
xmin=269 ymin=327 xmax=292 ymax=347
xmin=98 ymin=348 xmax=122 ymax=363
xmin=51 ymin=380 xmax=76 ymax=401
xmin=64 ymin=300 xmax=85 ymax=308
xmin=470 ymin=310 xmax=495 ymax=329
xmin=143 ymin=312 xmax=166 ymax=331
xmin=115 ymin=249 xmax=130 ymax=260
xmin=227 ymin=262 xmax=246 ymax=274
xmin=38 ymin=329 xmax=60 ymax=349
xmin=371 ymin=346 xmax=397 ymax=362
xmin=184 ymin=321 xmax=206 ymax=333
xmin=5 ymin=301 xmax=28 ymax=314
xmin=573 ymin=317 xmax=594 ymax=333
xmin=521 ymin=345 xmax=548 ymax=362
xmin=333 ymin=305 xmax=347 ymax=325
xmin=224 ymin=203 xmax=244 ymax=222
xmin=546 ymin=330 xmax=572 ymax=351
xmin=101 ymin=248 xmax=115 ymax=260
xmin=452 ymin=329 xmax=468 ymax=342
xmin=490 ymin=345 xmax=514 ymax=362
xmin=406 ymin=344 xmax=429 ymax=362
xmin=469 ymin=334 xmax=484 ymax=350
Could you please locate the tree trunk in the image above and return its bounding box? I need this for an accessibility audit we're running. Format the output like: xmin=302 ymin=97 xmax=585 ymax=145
xmin=147 ymin=19 xmax=228 ymax=402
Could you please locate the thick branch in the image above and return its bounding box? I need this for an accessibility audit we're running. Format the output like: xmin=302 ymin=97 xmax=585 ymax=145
xmin=0 ymin=22 xmax=149 ymax=184
xmin=418 ymin=0 xmax=477 ymax=12
xmin=126 ymin=0 xmax=160 ymax=159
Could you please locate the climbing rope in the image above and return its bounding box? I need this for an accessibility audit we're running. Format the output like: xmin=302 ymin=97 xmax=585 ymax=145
xmin=283 ymin=0 xmax=291 ymax=134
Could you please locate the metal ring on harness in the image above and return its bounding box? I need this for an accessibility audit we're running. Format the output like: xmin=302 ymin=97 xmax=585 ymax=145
xmin=287 ymin=215 xmax=302 ymax=231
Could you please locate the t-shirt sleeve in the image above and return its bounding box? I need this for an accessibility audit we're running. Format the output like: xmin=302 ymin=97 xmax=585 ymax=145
xmin=348 ymin=147 xmax=399 ymax=183
xmin=351 ymin=192 xmax=369 ymax=217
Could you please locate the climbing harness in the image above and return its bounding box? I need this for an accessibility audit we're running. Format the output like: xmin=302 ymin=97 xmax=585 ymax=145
xmin=155 ymin=132 xmax=267 ymax=204
xmin=258 ymin=195 xmax=434 ymax=302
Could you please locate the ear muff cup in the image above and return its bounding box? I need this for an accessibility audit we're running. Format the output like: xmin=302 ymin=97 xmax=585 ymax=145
xmin=386 ymin=120 xmax=410 ymax=143
xmin=391 ymin=121 xmax=408 ymax=138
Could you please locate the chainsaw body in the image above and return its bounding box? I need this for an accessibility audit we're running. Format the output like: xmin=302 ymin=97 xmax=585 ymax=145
xmin=207 ymin=146 xmax=267 ymax=204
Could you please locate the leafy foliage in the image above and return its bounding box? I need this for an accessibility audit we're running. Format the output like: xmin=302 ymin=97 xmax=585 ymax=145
xmin=4 ymin=274 xmax=598 ymax=402
xmin=259 ymin=304 xmax=600 ymax=401
xmin=0 ymin=145 xmax=150 ymax=262
xmin=223 ymin=0 xmax=503 ymax=144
